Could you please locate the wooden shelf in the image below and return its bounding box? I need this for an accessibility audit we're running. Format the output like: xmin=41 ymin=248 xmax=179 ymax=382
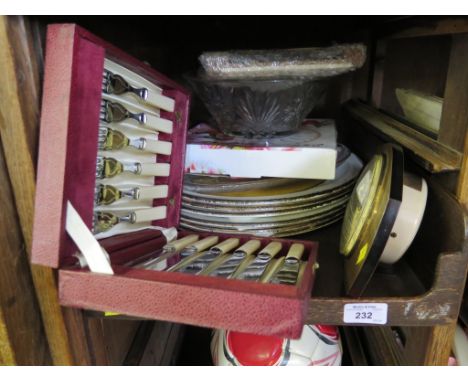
xmin=85 ymin=177 xmax=468 ymax=330
xmin=377 ymin=16 xmax=468 ymax=40
xmin=85 ymin=250 xmax=467 ymax=327
xmin=305 ymin=175 xmax=468 ymax=326
xmin=306 ymin=251 xmax=467 ymax=326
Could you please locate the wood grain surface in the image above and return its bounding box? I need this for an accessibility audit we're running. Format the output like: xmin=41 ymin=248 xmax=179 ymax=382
xmin=0 ymin=15 xmax=72 ymax=365
xmin=345 ymin=100 xmax=462 ymax=172
xmin=439 ymin=34 xmax=468 ymax=151
xmin=0 ymin=301 xmax=16 ymax=365
xmin=457 ymin=131 xmax=468 ymax=209
xmin=307 ymin=252 xmax=468 ymax=326
xmin=423 ymin=325 xmax=458 ymax=365
xmin=0 ymin=142 xmax=51 ymax=365
xmin=0 ymin=15 xmax=102 ymax=365
xmin=380 ymin=35 xmax=450 ymax=117
xmin=139 ymin=321 xmax=184 ymax=365
xmin=380 ymin=17 xmax=468 ymax=40
xmin=102 ymin=320 xmax=140 ymax=365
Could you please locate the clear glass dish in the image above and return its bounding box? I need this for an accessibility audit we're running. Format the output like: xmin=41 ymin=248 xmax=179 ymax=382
xmin=186 ymin=74 xmax=328 ymax=137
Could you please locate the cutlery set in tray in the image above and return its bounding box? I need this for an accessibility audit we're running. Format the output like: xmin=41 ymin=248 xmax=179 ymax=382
xmin=31 ymin=24 xmax=319 ymax=338
xmin=121 ymin=234 xmax=310 ymax=287
xmin=94 ymin=59 xmax=175 ymax=237
xmin=92 ymin=64 xmax=314 ymax=286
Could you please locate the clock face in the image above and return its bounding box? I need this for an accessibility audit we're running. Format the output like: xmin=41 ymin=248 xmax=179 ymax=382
xmin=340 ymin=144 xmax=406 ymax=297
xmin=339 ymin=154 xmax=384 ymax=256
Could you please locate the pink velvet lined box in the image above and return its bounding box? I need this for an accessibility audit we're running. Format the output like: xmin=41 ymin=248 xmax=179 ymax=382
xmin=30 ymin=24 xmax=318 ymax=339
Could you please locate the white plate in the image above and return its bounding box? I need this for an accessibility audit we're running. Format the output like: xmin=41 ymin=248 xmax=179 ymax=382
xmin=182 ymin=153 xmax=363 ymax=203
xmin=180 ymin=214 xmax=344 ymax=238
xmin=180 ymin=206 xmax=346 ymax=231
xmin=182 ymin=187 xmax=353 ymax=214
xmin=181 ymin=194 xmax=350 ymax=224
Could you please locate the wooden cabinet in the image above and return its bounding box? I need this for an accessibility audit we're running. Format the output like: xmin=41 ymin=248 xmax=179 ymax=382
xmin=0 ymin=15 xmax=467 ymax=365
xmin=342 ymin=17 xmax=468 ymax=365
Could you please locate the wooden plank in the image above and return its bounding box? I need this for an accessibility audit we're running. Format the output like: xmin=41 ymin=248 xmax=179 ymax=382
xmin=0 ymin=141 xmax=51 ymax=365
xmin=349 ymin=18 xmax=468 ymax=366
xmin=122 ymin=321 xmax=155 ymax=366
xmin=345 ymin=100 xmax=462 ymax=172
xmin=363 ymin=327 xmax=404 ymax=365
xmin=404 ymin=177 xmax=468 ymax=290
xmin=439 ymin=34 xmax=468 ymax=151
xmin=67 ymin=314 xmax=141 ymax=365
xmin=4 ymin=16 xmax=42 ymax=160
xmin=341 ymin=327 xmax=368 ymax=366
xmin=448 ymin=34 xmax=468 ymax=206
xmin=140 ymin=321 xmax=184 ymax=366
xmin=102 ymin=320 xmax=140 ymax=365
xmin=84 ymin=318 xmax=112 ymax=365
xmin=0 ymin=15 xmax=108 ymax=365
xmin=61 ymin=308 xmax=111 ymax=365
xmin=422 ymin=324 xmax=457 ymax=365
xmin=307 ymin=251 xmax=468 ymax=326
xmin=449 ymin=34 xmax=468 ymax=354
xmin=378 ymin=18 xmax=468 ymax=365
xmin=0 ymin=15 xmax=74 ymax=366
xmin=0 ymin=15 xmax=38 ymax=250
xmin=346 ymin=325 xmax=450 ymax=365
xmin=457 ymin=131 xmax=468 ymax=208
xmin=0 ymin=16 xmax=176 ymax=366
xmin=395 ymin=327 xmax=431 ymax=365
xmin=451 ymin=36 xmax=468 ymax=357
xmin=380 ymin=17 xmax=468 ymax=40
xmin=347 ymin=325 xmax=450 ymax=365
xmin=0 ymin=308 xmax=16 ymax=365
xmin=379 ymin=36 xmax=450 ymax=118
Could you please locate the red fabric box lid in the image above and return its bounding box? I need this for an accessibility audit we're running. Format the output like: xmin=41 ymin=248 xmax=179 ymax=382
xmin=31 ymin=24 xmax=189 ymax=268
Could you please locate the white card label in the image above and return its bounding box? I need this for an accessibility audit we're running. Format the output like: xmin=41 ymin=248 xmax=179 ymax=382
xmin=343 ymin=303 xmax=388 ymax=324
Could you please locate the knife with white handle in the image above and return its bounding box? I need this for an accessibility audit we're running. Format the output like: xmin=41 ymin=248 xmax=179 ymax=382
xmin=200 ymin=240 xmax=262 ymax=278
xmin=126 ymin=234 xmax=200 ymax=268
xmin=231 ymin=241 xmax=283 ymax=280
xmin=268 ymin=243 xmax=305 ymax=285
xmin=168 ymin=238 xmax=240 ymax=273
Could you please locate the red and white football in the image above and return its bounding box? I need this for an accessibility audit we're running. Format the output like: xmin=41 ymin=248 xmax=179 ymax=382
xmin=211 ymin=325 xmax=342 ymax=366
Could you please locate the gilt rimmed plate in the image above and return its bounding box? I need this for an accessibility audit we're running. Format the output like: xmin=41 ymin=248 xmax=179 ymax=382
xmin=182 ymin=153 xmax=362 ymax=205
xmin=180 ymin=204 xmax=346 ymax=231
xmin=181 ymin=193 xmax=350 ymax=224
xmin=179 ymin=212 xmax=344 ymax=238
xmin=182 ymin=187 xmax=353 ymax=214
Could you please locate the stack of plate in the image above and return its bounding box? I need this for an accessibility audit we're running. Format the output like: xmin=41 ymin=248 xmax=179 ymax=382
xmin=180 ymin=145 xmax=363 ymax=237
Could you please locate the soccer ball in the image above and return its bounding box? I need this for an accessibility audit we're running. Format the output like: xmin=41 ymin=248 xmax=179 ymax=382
xmin=211 ymin=324 xmax=342 ymax=366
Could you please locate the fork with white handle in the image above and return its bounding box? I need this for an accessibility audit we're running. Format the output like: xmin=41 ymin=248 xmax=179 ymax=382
xmin=98 ymin=126 xmax=172 ymax=155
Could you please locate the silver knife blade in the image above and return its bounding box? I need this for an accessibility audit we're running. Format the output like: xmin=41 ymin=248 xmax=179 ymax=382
xmin=168 ymin=238 xmax=239 ymax=273
xmin=209 ymin=252 xmax=246 ymax=278
xmin=125 ymin=234 xmax=200 ymax=269
xmin=179 ymin=250 xmax=220 ymax=274
xmin=202 ymin=239 xmax=261 ymax=278
xmin=235 ymin=252 xmax=273 ymax=281
xmin=235 ymin=242 xmax=283 ymax=281
xmin=269 ymin=243 xmax=305 ymax=285
xmin=269 ymin=257 xmax=301 ymax=285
